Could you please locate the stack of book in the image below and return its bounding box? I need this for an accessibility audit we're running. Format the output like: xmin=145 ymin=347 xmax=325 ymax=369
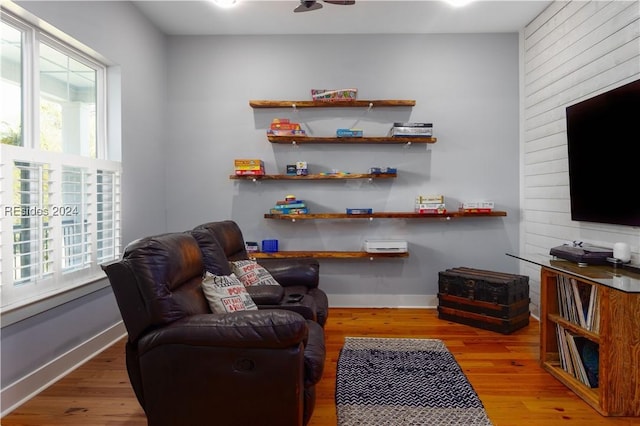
xmin=389 ymin=122 xmax=433 ymax=137
xmin=554 ymin=275 xmax=600 ymax=388
xmin=270 ymin=196 xmax=308 ymax=215
xmin=267 ymin=118 xmax=306 ymax=136
xmin=556 ymin=275 xmax=600 ymax=333
xmin=415 ymin=194 xmax=446 ymax=214
xmin=556 ymin=323 xmax=599 ymax=388
xmin=234 ymin=159 xmax=265 ymax=176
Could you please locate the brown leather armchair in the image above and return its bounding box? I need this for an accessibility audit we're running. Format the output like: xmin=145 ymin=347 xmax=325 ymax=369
xmin=102 ymin=231 xmax=325 ymax=426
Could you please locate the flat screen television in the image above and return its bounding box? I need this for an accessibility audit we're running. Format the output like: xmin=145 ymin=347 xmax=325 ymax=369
xmin=565 ymin=78 xmax=640 ymax=227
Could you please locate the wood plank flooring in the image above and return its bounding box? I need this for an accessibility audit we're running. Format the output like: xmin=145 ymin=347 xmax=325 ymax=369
xmin=3 ymin=308 xmax=640 ymax=426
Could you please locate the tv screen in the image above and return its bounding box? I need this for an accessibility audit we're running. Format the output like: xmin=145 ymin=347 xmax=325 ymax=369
xmin=566 ymin=79 xmax=640 ymax=227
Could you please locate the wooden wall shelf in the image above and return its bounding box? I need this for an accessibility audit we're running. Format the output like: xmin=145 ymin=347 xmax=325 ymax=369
xmin=230 ymin=173 xmax=397 ymax=181
xmin=266 ymin=135 xmax=437 ymax=144
xmin=249 ymin=100 xmax=416 ymax=108
xmin=264 ymin=211 xmax=507 ymax=220
xmin=251 ymin=251 xmax=409 ymax=259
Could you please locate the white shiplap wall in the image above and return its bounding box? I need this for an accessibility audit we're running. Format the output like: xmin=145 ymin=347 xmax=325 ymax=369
xmin=521 ymin=0 xmax=640 ymax=315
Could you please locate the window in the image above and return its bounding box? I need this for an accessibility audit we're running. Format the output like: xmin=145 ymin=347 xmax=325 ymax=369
xmin=1 ymin=8 xmax=121 ymax=311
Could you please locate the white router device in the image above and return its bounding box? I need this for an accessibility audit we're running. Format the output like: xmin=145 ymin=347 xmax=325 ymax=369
xmin=363 ymin=240 xmax=408 ymax=253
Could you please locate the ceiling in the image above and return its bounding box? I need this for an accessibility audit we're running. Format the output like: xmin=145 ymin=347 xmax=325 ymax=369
xmin=132 ymin=0 xmax=553 ymax=35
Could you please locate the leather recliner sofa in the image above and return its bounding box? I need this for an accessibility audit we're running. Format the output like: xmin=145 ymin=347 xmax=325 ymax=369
xmin=102 ymin=229 xmax=326 ymax=426
xmin=192 ymin=220 xmax=329 ymax=327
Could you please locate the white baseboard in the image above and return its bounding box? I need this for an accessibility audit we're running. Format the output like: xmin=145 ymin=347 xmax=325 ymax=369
xmin=328 ymin=293 xmax=439 ymax=308
xmin=1 ymin=321 xmax=127 ymax=417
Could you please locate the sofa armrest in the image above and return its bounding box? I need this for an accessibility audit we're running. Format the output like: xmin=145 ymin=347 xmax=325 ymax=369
xmin=137 ymin=309 xmax=307 ymax=355
xmin=258 ymin=294 xmax=318 ymax=322
xmin=245 ymin=285 xmax=317 ymax=321
xmin=258 ymin=258 xmax=319 ymax=289
xmin=245 ymin=284 xmax=285 ymax=305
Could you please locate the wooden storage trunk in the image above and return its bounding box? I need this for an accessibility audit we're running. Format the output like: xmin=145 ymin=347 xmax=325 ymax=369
xmin=437 ymin=267 xmax=530 ymax=334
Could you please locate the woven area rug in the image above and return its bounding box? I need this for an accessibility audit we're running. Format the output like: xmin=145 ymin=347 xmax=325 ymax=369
xmin=336 ymin=337 xmax=493 ymax=426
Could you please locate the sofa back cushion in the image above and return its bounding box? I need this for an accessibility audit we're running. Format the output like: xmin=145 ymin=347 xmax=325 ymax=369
xmin=113 ymin=232 xmax=210 ymax=341
xmin=189 ymin=228 xmax=233 ymax=275
xmin=194 ymin=220 xmax=249 ymax=261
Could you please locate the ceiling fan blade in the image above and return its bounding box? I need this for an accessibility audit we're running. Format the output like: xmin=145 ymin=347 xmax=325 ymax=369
xmin=294 ymin=1 xmax=323 ymax=12
xmin=324 ymin=1 xmax=356 ymax=5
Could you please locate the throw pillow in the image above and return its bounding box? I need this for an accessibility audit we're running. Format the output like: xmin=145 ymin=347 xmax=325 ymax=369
xmin=230 ymin=260 xmax=281 ymax=287
xmin=201 ymin=271 xmax=258 ymax=313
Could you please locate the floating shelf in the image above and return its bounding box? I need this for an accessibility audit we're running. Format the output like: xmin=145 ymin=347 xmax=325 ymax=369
xmin=547 ymin=313 xmax=600 ymax=343
xmin=230 ymin=173 xmax=397 ymax=181
xmin=251 ymin=251 xmax=409 ymax=259
xmin=264 ymin=211 xmax=507 ymax=220
xmin=266 ymin=135 xmax=436 ymax=144
xmin=249 ymin=99 xmax=416 ymax=108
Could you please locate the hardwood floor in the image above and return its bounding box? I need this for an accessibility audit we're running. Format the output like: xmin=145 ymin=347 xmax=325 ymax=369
xmin=3 ymin=308 xmax=640 ymax=426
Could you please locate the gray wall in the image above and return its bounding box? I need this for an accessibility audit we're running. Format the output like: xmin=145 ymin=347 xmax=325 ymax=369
xmin=519 ymin=0 xmax=640 ymax=316
xmin=2 ymin=0 xmax=168 ymax=413
xmin=165 ymin=33 xmax=521 ymax=306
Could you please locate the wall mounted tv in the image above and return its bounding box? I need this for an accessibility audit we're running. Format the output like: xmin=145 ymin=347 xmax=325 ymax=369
xmin=566 ymin=78 xmax=640 ymax=227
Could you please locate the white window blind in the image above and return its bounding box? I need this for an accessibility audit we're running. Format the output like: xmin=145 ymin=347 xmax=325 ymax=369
xmin=1 ymin=8 xmax=121 ymax=312
xmin=11 ymin=161 xmax=55 ymax=284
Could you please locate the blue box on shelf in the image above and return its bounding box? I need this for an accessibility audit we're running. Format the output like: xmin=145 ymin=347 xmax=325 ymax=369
xmin=261 ymin=239 xmax=279 ymax=252
xmin=346 ymin=208 xmax=373 ymax=215
xmin=336 ymin=128 xmax=363 ymax=137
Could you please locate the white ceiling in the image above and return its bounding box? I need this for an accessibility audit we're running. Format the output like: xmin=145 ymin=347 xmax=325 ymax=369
xmin=133 ymin=0 xmax=553 ymax=35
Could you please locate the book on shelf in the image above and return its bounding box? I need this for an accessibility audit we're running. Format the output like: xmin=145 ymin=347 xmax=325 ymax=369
xmin=570 ymin=278 xmax=591 ymax=329
xmin=555 ymin=323 xmax=599 ymax=388
xmin=589 ymin=289 xmax=601 ymax=334
xmin=556 ymin=275 xmax=599 ymax=332
xmin=235 ymin=169 xmax=265 ymax=176
xmin=267 ymin=129 xmax=307 ymax=136
xmin=557 ymin=275 xmax=576 ymax=323
xmin=556 ymin=279 xmax=566 ymax=319
xmin=269 ymin=207 xmax=308 ymax=215
xmin=556 ymin=323 xmax=572 ymax=374
xmin=565 ymin=329 xmax=589 ymax=385
xmin=270 ymin=122 xmax=301 ymax=131
xmin=393 ymin=122 xmax=433 ymax=127
xmin=272 ymin=202 xmax=306 ymax=209
xmin=389 ymin=127 xmax=433 ymax=137
xmin=573 ymin=335 xmax=599 ymax=388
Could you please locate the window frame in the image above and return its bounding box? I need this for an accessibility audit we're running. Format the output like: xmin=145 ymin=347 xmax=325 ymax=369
xmin=1 ymin=5 xmax=121 ymax=322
